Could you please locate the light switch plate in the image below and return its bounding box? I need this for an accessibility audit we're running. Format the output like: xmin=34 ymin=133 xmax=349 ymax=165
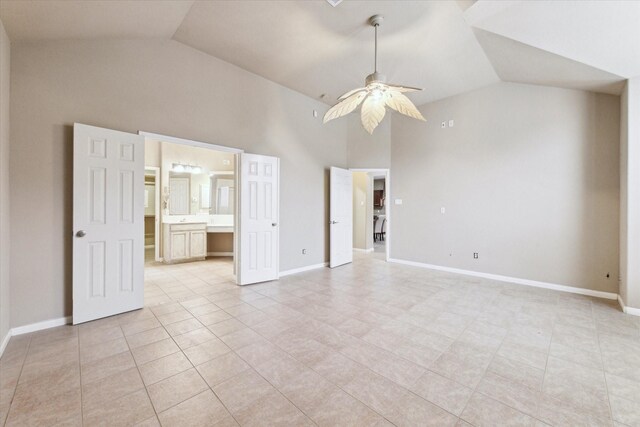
xmin=395 ymin=199 xmax=403 ymax=205
xmin=441 ymin=207 xmax=446 ymax=214
xmin=449 ymin=120 xmax=454 ymax=127
xmin=441 ymin=121 xmax=446 ymax=128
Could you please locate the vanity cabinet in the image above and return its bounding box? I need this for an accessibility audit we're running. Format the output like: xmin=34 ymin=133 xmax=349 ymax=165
xmin=163 ymin=223 xmax=207 ymax=263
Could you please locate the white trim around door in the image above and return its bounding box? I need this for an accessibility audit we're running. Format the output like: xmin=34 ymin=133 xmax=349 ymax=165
xmin=350 ymin=168 xmax=391 ymax=262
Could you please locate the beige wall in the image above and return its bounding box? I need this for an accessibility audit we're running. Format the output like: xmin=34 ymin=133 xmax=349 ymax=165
xmin=347 ymin=115 xmax=391 ymax=169
xmin=10 ymin=39 xmax=347 ymax=328
xmin=352 ymin=172 xmax=373 ymax=251
xmin=620 ymin=77 xmax=640 ymax=309
xmin=207 ymin=233 xmax=233 ymax=254
xmin=0 ymin=19 xmax=10 ymax=343
xmin=391 ymin=82 xmax=620 ymax=294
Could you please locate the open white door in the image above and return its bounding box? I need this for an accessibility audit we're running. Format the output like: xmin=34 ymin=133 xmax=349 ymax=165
xmin=73 ymin=123 xmax=145 ymax=324
xmin=237 ymin=153 xmax=279 ymax=285
xmin=330 ymin=167 xmax=353 ymax=268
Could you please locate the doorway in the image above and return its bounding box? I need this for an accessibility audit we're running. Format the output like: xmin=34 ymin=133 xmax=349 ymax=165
xmin=144 ymin=167 xmax=160 ymax=263
xmin=73 ymin=124 xmax=281 ymax=324
xmin=351 ymin=168 xmax=390 ymax=262
xmin=141 ymin=132 xmax=240 ymax=286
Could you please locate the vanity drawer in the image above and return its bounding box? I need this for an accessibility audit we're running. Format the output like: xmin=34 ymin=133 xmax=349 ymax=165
xmin=169 ymin=223 xmax=207 ymax=232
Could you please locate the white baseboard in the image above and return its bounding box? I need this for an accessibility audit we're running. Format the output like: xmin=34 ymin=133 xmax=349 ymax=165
xmin=11 ymin=316 xmax=72 ymax=336
xmin=0 ymin=330 xmax=11 ymax=357
xmin=207 ymin=252 xmax=233 ymax=257
xmin=0 ymin=316 xmax=73 ymax=357
xmin=618 ymin=295 xmax=640 ymax=317
xmin=353 ymin=248 xmax=374 ymax=253
xmin=389 ymin=258 xmax=618 ymax=301
xmin=280 ymin=262 xmax=328 ymax=277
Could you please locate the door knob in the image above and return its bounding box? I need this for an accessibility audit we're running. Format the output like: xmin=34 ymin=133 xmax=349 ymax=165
xmin=272 ymin=223 xmax=278 ymax=227
xmin=330 ymin=221 xmax=339 ymax=224
xmin=76 ymin=230 xmax=86 ymax=238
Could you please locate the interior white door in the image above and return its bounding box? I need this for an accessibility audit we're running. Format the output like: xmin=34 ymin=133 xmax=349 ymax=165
xmin=330 ymin=167 xmax=353 ymax=268
xmin=73 ymin=123 xmax=145 ymax=324
xmin=237 ymin=153 xmax=279 ymax=285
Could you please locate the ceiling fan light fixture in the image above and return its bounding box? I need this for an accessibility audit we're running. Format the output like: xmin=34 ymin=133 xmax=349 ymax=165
xmin=323 ymin=15 xmax=426 ymax=134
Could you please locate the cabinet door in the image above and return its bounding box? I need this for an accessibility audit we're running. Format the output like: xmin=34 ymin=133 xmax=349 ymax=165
xmin=170 ymin=231 xmax=189 ymax=260
xmin=190 ymin=230 xmax=207 ymax=258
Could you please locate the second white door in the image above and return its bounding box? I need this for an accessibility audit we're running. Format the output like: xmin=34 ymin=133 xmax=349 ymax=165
xmin=330 ymin=167 xmax=353 ymax=268
xmin=237 ymin=153 xmax=280 ymax=285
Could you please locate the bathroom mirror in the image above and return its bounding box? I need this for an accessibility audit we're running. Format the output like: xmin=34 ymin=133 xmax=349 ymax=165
xmin=210 ymin=172 xmax=235 ymax=215
xmin=168 ymin=171 xmax=212 ymax=215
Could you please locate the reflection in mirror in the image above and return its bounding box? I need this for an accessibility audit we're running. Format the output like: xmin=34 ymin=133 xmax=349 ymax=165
xmin=210 ymin=172 xmax=235 ymax=215
xmin=168 ymin=173 xmax=190 ymax=215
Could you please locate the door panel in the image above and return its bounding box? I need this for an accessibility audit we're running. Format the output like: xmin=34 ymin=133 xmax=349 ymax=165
xmin=73 ymin=123 xmax=144 ymax=324
xmin=330 ymin=167 xmax=353 ymax=268
xmin=238 ymin=153 xmax=279 ymax=285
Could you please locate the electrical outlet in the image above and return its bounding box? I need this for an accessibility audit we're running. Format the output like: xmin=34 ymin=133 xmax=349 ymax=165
xmin=473 ymin=252 xmax=478 ymax=259
xmin=302 ymin=249 xmax=307 ymax=255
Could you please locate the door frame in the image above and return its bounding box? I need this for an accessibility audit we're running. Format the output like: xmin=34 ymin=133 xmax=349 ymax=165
xmin=144 ymin=166 xmax=161 ymax=262
xmin=138 ymin=131 xmax=244 ymax=278
xmin=349 ymin=168 xmax=391 ymax=262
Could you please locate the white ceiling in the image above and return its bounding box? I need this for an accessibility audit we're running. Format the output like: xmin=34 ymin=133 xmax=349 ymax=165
xmin=172 ymin=1 xmax=499 ymax=106
xmin=0 ymin=0 xmax=636 ymax=105
xmin=0 ymin=0 xmax=194 ymax=40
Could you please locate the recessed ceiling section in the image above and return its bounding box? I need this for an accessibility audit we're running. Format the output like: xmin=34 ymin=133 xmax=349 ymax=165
xmin=173 ymin=0 xmax=499 ymax=106
xmin=0 ymin=0 xmax=194 ymax=41
xmin=473 ymin=29 xmax=625 ymax=95
xmin=466 ymin=0 xmax=640 ymax=78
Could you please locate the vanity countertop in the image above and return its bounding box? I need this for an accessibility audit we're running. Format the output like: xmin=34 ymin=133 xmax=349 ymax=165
xmin=207 ymin=225 xmax=233 ymax=233
xmin=162 ymin=216 xmax=209 ymax=225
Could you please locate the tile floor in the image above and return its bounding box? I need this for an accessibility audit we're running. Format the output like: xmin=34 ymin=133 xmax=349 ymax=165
xmin=1 ymin=254 xmax=640 ymax=426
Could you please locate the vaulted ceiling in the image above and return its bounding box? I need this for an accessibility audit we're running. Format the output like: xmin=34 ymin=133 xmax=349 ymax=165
xmin=1 ymin=0 xmax=637 ymax=105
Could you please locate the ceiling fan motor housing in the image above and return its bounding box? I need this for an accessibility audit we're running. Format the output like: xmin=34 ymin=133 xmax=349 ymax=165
xmin=366 ymin=72 xmax=387 ymax=86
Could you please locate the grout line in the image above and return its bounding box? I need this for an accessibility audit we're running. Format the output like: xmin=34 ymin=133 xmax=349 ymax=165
xmin=2 ymin=333 xmax=34 ymax=426
xmin=119 ymin=314 xmax=161 ymax=425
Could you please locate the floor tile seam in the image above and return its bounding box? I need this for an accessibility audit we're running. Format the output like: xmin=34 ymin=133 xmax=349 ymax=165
xmin=229 ymin=322 xmax=405 ymax=426
xmin=594 ymin=302 xmax=616 ymax=423
xmin=456 ymin=325 xmax=508 ymax=425
xmin=258 ymin=327 xmax=419 ymax=426
xmin=4 ymin=333 xmax=35 ymax=426
xmin=122 ymin=319 xmax=160 ymax=424
xmin=152 ymin=315 xmax=242 ymax=425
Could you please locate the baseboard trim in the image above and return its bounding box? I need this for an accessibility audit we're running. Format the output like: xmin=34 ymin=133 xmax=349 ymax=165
xmin=207 ymin=252 xmax=233 ymax=257
xmin=618 ymin=295 xmax=640 ymax=317
xmin=11 ymin=316 xmax=72 ymax=336
xmin=388 ymin=258 xmax=618 ymax=301
xmin=0 ymin=330 xmax=11 ymax=357
xmin=353 ymin=248 xmax=374 ymax=253
xmin=280 ymin=262 xmax=328 ymax=277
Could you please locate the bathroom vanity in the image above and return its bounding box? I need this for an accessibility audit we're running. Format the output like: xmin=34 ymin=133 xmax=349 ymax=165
xmin=162 ymin=220 xmax=208 ymax=263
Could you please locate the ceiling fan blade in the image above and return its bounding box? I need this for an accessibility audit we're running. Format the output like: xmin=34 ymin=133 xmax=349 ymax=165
xmin=323 ymin=91 xmax=367 ymax=124
xmin=387 ymin=83 xmax=423 ymax=93
xmin=361 ymin=95 xmax=387 ymax=134
xmin=338 ymin=87 xmax=367 ymax=100
xmin=386 ymin=91 xmax=426 ymax=121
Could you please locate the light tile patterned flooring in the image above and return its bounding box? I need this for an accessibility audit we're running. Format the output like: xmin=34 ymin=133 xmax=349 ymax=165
xmin=1 ymin=254 xmax=640 ymax=426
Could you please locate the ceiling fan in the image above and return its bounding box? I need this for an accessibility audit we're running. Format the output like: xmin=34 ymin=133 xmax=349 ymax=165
xmin=323 ymin=15 xmax=426 ymax=134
